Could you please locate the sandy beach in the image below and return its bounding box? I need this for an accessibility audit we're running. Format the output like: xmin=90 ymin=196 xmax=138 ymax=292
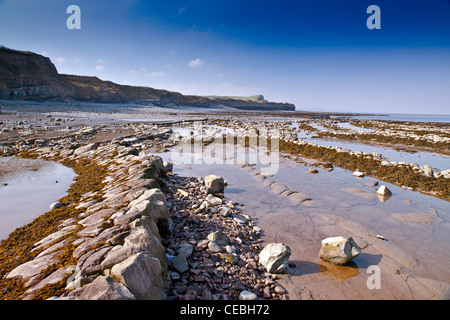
xmin=1 ymin=102 xmax=449 ymax=300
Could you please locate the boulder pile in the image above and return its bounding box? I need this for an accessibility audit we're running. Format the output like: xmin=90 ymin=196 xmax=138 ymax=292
xmin=162 ymin=174 xmax=291 ymax=300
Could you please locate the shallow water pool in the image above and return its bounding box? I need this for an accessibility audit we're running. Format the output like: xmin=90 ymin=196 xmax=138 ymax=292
xmin=0 ymin=157 xmax=76 ymax=240
xmin=305 ymin=137 xmax=450 ymax=171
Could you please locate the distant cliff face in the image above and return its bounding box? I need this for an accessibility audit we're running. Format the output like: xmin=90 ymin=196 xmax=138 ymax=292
xmin=0 ymin=47 xmax=295 ymax=110
xmin=59 ymin=74 xmax=185 ymax=105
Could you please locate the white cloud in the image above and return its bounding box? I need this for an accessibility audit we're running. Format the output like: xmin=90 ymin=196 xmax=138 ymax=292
xmin=188 ymin=58 xmax=205 ymax=69
xmin=72 ymin=58 xmax=80 ymax=63
xmin=151 ymin=71 xmax=167 ymax=77
xmin=95 ymin=65 xmax=104 ymax=71
xmin=55 ymin=57 xmax=66 ymax=64
xmin=140 ymin=67 xmax=148 ymax=72
xmin=96 ymin=59 xmax=103 ymax=64
xmin=129 ymin=69 xmax=137 ymax=74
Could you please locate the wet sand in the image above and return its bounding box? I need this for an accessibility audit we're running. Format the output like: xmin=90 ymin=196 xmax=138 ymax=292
xmin=156 ymin=145 xmax=450 ymax=299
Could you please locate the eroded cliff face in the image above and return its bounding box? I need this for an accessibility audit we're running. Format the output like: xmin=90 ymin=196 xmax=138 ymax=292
xmin=0 ymin=48 xmax=73 ymax=100
xmin=0 ymin=47 xmax=295 ymax=110
xmin=59 ymin=74 xmax=185 ymax=106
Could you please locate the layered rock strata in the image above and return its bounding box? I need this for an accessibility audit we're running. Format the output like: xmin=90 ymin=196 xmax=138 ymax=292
xmin=5 ymin=140 xmax=171 ymax=300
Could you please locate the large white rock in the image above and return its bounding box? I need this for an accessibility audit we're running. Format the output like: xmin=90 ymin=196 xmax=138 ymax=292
xmin=258 ymin=243 xmax=291 ymax=274
xmin=376 ymin=185 xmax=392 ymax=197
xmin=318 ymin=236 xmax=361 ymax=265
xmin=204 ymin=175 xmax=225 ymax=194
xmin=111 ymin=252 xmax=166 ymax=300
xmin=77 ymin=276 xmax=136 ymax=300
xmin=123 ymin=220 xmax=166 ymax=271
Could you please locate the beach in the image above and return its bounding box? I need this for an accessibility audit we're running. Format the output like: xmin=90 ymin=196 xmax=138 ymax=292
xmin=0 ymin=102 xmax=449 ymax=300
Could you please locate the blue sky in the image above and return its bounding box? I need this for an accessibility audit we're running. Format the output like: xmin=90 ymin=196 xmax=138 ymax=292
xmin=0 ymin=0 xmax=449 ymax=114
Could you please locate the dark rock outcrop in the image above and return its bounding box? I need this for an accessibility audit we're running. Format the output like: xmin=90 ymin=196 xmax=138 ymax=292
xmin=0 ymin=47 xmax=73 ymax=100
xmin=0 ymin=47 xmax=295 ymax=110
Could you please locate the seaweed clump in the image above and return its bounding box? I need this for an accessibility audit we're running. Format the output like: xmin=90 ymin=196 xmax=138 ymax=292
xmin=0 ymin=151 xmax=108 ymax=300
xmin=278 ymin=140 xmax=450 ymax=199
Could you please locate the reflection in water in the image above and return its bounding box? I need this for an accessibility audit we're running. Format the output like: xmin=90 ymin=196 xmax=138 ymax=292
xmin=318 ymin=260 xmax=359 ymax=283
xmin=0 ymin=157 xmax=76 ymax=240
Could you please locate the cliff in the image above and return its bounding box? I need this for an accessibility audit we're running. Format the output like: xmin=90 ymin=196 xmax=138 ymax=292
xmin=59 ymin=74 xmax=185 ymax=106
xmin=0 ymin=47 xmax=73 ymax=100
xmin=0 ymin=47 xmax=295 ymax=110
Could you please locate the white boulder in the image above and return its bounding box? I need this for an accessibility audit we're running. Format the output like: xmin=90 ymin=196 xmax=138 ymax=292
xmin=353 ymin=170 xmax=365 ymax=178
xmin=318 ymin=236 xmax=361 ymax=265
xmin=258 ymin=243 xmax=291 ymax=274
xmin=50 ymin=202 xmax=62 ymax=210
xmin=110 ymin=252 xmax=166 ymax=300
xmin=376 ymin=185 xmax=392 ymax=197
xmin=239 ymin=290 xmax=258 ymax=300
xmin=204 ymin=175 xmax=225 ymax=194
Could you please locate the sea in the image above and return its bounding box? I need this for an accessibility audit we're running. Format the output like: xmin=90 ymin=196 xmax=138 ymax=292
xmin=336 ymin=113 xmax=450 ymax=123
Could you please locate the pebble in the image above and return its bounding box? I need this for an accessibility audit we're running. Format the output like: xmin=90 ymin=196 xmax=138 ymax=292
xmin=208 ymin=241 xmax=222 ymax=253
xmin=239 ymin=290 xmax=258 ymax=300
xmin=164 ymin=173 xmax=267 ymax=300
xmin=225 ymin=245 xmax=235 ymax=254
xmin=263 ymin=286 xmax=271 ymax=299
xmin=233 ymin=214 xmax=247 ymax=225
xmin=49 ymin=202 xmax=62 ymax=210
xmin=274 ymin=285 xmax=285 ymax=294
xmin=353 ymin=170 xmax=365 ymax=178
